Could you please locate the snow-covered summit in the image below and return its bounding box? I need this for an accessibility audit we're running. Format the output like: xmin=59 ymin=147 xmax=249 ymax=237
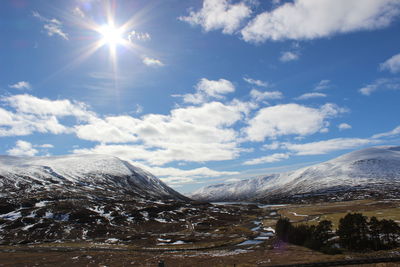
xmin=190 ymin=146 xmax=400 ymax=202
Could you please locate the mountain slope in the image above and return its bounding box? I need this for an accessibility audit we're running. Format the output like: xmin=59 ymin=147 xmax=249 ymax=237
xmin=0 ymin=154 xmax=186 ymax=201
xmin=0 ymin=154 xmax=194 ymax=244
xmin=190 ymin=146 xmax=400 ymax=202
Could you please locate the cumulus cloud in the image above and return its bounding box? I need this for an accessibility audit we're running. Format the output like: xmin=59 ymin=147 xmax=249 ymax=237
xmin=241 ymin=0 xmax=400 ymax=43
xmin=243 ymin=153 xmax=290 ymax=165
xmin=33 ymin=11 xmax=69 ymax=40
xmin=244 ymin=103 xmax=345 ymax=142
xmin=280 ymin=51 xmax=299 ymax=62
xmin=4 ymin=94 xmax=94 ymax=120
xmin=380 ymin=53 xmax=400 ymax=73
xmin=250 ymin=89 xmax=283 ymax=102
xmin=7 ymin=140 xmax=38 ymax=156
xmin=338 ymin=123 xmax=352 ymax=131
xmin=180 ymin=78 xmax=235 ymax=104
xmin=0 ymin=94 xmax=94 ymax=137
xmin=142 ymin=56 xmax=164 ymax=67
xmin=179 ymin=0 xmax=252 ymax=34
xmin=295 ymin=92 xmax=327 ymax=100
xmin=359 ymin=78 xmax=400 ymax=95
xmin=243 ymin=77 xmax=269 ymax=87
xmin=74 ymin=101 xmax=250 ymax=165
xmin=9 ymin=81 xmax=31 ymax=90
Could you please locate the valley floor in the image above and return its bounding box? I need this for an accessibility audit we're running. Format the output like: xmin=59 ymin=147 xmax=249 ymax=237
xmin=0 ymin=242 xmax=399 ymax=266
xmin=1 ymin=199 xmax=399 ymax=266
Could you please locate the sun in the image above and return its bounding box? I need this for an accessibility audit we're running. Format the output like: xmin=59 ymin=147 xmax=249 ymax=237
xmin=97 ymin=23 xmax=124 ymax=47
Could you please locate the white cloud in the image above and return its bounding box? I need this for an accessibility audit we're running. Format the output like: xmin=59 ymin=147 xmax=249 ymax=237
xmin=4 ymin=94 xmax=94 ymax=120
xmin=338 ymin=123 xmax=352 ymax=131
xmin=181 ymin=78 xmax=235 ymax=104
xmin=134 ymin=104 xmax=143 ymax=114
xmin=295 ymin=92 xmax=327 ymax=100
xmin=243 ymin=77 xmax=269 ymax=87
xmin=74 ymin=101 xmax=249 ymax=165
xmin=263 ymin=141 xmax=281 ymax=150
xmin=197 ymin=78 xmax=235 ymax=98
xmin=146 ymin=165 xmax=239 ymax=185
xmin=0 ymin=94 xmax=94 ymax=137
xmin=179 ymin=0 xmax=252 ymax=34
xmin=33 ymin=11 xmax=69 ymax=40
xmin=244 ymin=103 xmax=345 ymax=142
xmin=250 ymin=89 xmax=283 ymax=102
xmin=224 ymin=178 xmax=242 ymax=183
xmin=283 ymin=138 xmax=376 ymax=155
xmin=75 ymin=116 xmax=139 ymax=143
xmin=243 ymin=153 xmax=290 ymax=165
xmin=128 ymin=31 xmax=151 ymax=42
xmin=36 ymin=144 xmax=54 ymax=148
xmin=142 ymin=57 xmax=164 ymax=67
xmin=72 ymin=7 xmax=85 ymax=18
xmin=7 ymin=140 xmax=38 ymax=156
xmin=359 ymin=78 xmax=400 ymax=95
xmin=241 ymin=0 xmax=400 ymax=43
xmin=372 ymin=125 xmax=400 ymax=139
xmin=314 ymin=80 xmax=331 ymax=91
xmin=380 ymin=53 xmax=400 ymax=73
xmin=9 ymin=81 xmax=31 ymax=90
xmin=280 ymin=51 xmax=299 ymax=62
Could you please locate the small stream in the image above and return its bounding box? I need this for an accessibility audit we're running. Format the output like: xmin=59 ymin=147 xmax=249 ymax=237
xmin=236 ymin=220 xmax=275 ymax=246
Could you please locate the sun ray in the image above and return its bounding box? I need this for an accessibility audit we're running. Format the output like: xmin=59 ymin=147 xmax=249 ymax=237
xmin=38 ymin=0 xmax=158 ymax=93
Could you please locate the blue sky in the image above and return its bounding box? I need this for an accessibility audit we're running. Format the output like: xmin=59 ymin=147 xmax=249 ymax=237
xmin=1 ymin=0 xmax=400 ymax=193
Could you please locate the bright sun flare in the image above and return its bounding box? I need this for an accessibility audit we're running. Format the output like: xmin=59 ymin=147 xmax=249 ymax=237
xmin=98 ymin=24 xmax=124 ymax=46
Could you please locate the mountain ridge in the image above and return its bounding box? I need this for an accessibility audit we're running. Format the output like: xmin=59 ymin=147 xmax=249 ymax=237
xmin=0 ymin=153 xmax=187 ymax=201
xmin=190 ymin=146 xmax=400 ymax=203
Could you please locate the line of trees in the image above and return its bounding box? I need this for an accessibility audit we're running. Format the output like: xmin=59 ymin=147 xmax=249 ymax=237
xmin=276 ymin=213 xmax=400 ymax=253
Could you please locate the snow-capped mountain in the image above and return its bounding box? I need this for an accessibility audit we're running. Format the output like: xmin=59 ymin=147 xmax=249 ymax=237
xmin=190 ymin=146 xmax=400 ymax=202
xmin=0 ymin=154 xmax=194 ymax=244
xmin=0 ymin=154 xmax=186 ymax=201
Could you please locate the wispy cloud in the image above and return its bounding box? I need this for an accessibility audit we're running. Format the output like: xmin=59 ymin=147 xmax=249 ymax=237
xmin=338 ymin=123 xmax=352 ymax=131
xmin=142 ymin=56 xmax=164 ymax=67
xmin=250 ymin=89 xmax=283 ymax=102
xmin=380 ymin=52 xmax=400 ymax=73
xmin=243 ymin=77 xmax=269 ymax=87
xmin=9 ymin=81 xmax=31 ymax=90
xmin=314 ymin=80 xmax=331 ymax=91
xmin=72 ymin=7 xmax=85 ymax=18
xmin=32 ymin=11 xmax=69 ymax=40
xmin=282 ymin=138 xmax=377 ymax=156
xmin=359 ymin=78 xmax=400 ymax=95
xmin=372 ymin=125 xmax=400 ymax=139
xmin=243 ymin=153 xmax=290 ymax=165
xmin=295 ymin=92 xmax=327 ymax=100
xmin=280 ymin=51 xmax=299 ymax=62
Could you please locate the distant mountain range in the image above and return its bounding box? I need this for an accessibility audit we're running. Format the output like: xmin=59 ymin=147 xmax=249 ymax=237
xmin=190 ymin=146 xmax=400 ymax=203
